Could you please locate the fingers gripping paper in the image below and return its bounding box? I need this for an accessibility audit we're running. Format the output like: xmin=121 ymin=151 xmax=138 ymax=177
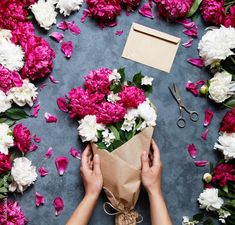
xmin=91 ymin=127 xmax=154 ymax=225
xmin=122 ymin=23 xmax=181 ymax=73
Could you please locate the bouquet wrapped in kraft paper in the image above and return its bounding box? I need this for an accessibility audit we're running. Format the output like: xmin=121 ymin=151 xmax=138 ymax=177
xmin=59 ymin=67 xmax=157 ymax=225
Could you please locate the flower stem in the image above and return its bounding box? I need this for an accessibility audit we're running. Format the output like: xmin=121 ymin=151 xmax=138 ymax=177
xmin=223 ymin=103 xmax=233 ymax=109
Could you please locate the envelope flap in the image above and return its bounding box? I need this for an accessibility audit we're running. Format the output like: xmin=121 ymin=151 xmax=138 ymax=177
xmin=133 ymin=23 xmax=180 ymax=44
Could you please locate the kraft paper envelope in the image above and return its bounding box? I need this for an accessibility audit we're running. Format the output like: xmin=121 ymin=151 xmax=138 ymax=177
xmin=122 ymin=23 xmax=181 ymax=73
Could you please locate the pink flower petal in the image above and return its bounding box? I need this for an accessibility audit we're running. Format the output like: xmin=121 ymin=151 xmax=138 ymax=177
xmin=182 ymin=38 xmax=193 ymax=48
xmin=183 ymin=27 xmax=198 ymax=37
xmin=195 ymin=160 xmax=209 ymax=167
xmin=32 ymin=102 xmax=40 ymax=118
xmin=55 ymin=156 xmax=68 ymax=176
xmin=201 ymin=128 xmax=209 ymax=140
xmin=204 ymin=108 xmax=214 ymax=127
xmin=177 ymin=19 xmax=196 ymax=29
xmin=49 ymin=75 xmax=60 ymax=84
xmin=44 ymin=112 xmax=58 ymax=123
xmin=39 ymin=83 xmax=47 ymax=91
xmin=138 ymin=3 xmax=154 ymax=19
xmin=186 ymin=81 xmax=198 ymax=96
xmin=69 ymin=147 xmax=81 ymax=159
xmin=57 ymin=21 xmax=68 ymax=30
xmin=177 ymin=18 xmax=191 ymax=26
xmin=67 ymin=21 xmax=81 ymax=35
xmin=187 ymin=58 xmax=205 ymax=68
xmin=36 ymin=192 xmax=45 ymax=207
xmin=49 ymin=32 xmax=64 ymax=43
xmin=45 ymin=147 xmax=53 ymax=159
xmin=33 ymin=134 xmax=41 ymax=143
xmin=61 ymin=41 xmax=73 ymax=58
xmin=30 ymin=144 xmax=38 ymax=152
xmin=188 ymin=144 xmax=197 ymax=159
xmin=115 ymin=30 xmax=123 ymax=36
xmin=53 ymin=196 xmax=64 ymax=216
xmin=38 ymin=167 xmax=49 ymax=177
xmin=81 ymin=9 xmax=90 ymax=23
xmin=57 ymin=97 xmax=68 ymax=113
xmin=195 ymin=80 xmax=206 ymax=88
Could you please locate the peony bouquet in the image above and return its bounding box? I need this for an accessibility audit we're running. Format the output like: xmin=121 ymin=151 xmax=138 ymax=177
xmin=59 ymin=67 xmax=157 ymax=225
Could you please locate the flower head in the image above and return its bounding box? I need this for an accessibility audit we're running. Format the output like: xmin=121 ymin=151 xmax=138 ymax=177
xmin=0 ymin=123 xmax=14 ymax=155
xmin=56 ymin=0 xmax=83 ymax=16
xmin=0 ymin=152 xmax=12 ymax=174
xmin=0 ymin=90 xmax=11 ymax=113
xmin=141 ymin=76 xmax=154 ymax=86
xmin=220 ymin=108 xmax=235 ymax=133
xmin=121 ymin=109 xmax=139 ymax=132
xmin=223 ymin=6 xmax=235 ymax=28
xmin=102 ymin=128 xmax=115 ymax=147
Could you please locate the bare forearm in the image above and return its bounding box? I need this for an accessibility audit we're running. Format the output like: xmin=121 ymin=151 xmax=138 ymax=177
xmin=148 ymin=190 xmax=172 ymax=225
xmin=66 ymin=194 xmax=98 ymax=225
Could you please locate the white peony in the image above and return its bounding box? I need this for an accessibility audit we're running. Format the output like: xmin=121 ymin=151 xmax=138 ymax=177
xmin=0 ymin=123 xmax=14 ymax=155
xmin=137 ymin=100 xmax=157 ymax=127
xmin=7 ymin=79 xmax=38 ymax=107
xmin=10 ymin=157 xmax=37 ymax=193
xmin=182 ymin=216 xmax=199 ymax=225
xmin=56 ymin=0 xmax=83 ymax=16
xmin=30 ymin=0 xmax=57 ymax=30
xmin=141 ymin=76 xmax=154 ymax=86
xmin=198 ymin=188 xmax=224 ymax=211
xmin=198 ymin=26 xmax=235 ymax=67
xmin=0 ymin=29 xmax=12 ymax=40
xmin=107 ymin=92 xmax=121 ymax=103
xmin=109 ymin=69 xmax=121 ymax=82
xmin=121 ymin=109 xmax=138 ymax=132
xmin=209 ymin=71 xmax=235 ymax=103
xmin=78 ymin=115 xmax=105 ymax=142
xmin=0 ymin=90 xmax=12 ymax=113
xmin=102 ymin=129 xmax=115 ymax=147
xmin=0 ymin=38 xmax=24 ymax=71
xmin=214 ymin=132 xmax=235 ymax=161
xmin=218 ymin=209 xmax=231 ymax=224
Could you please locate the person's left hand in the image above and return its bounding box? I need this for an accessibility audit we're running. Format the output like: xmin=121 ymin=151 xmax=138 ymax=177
xmin=80 ymin=144 xmax=103 ymax=200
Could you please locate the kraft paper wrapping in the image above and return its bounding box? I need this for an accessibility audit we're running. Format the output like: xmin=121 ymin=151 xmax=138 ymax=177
xmin=91 ymin=127 xmax=154 ymax=225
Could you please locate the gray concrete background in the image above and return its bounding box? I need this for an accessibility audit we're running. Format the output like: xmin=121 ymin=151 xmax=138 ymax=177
xmin=15 ymin=4 xmax=226 ymax=225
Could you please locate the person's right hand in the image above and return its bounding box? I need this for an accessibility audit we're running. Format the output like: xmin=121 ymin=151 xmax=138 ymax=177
xmin=141 ymin=139 xmax=162 ymax=195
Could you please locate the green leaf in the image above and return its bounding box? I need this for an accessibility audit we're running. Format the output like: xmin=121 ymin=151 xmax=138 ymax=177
xmin=224 ymin=185 xmax=229 ymax=193
xmin=5 ymin=108 xmax=29 ymax=120
xmin=4 ymin=119 xmax=16 ymax=127
xmin=224 ymin=97 xmax=235 ymax=108
xmin=0 ymin=194 xmax=6 ymax=200
xmin=112 ymin=83 xmax=122 ymax=94
xmin=0 ymin=187 xmax=7 ymax=193
xmin=125 ymin=131 xmax=134 ymax=141
xmin=187 ymin=0 xmax=202 ymax=17
xmin=133 ymin=72 xmax=143 ymax=85
xmin=141 ymin=85 xmax=153 ymax=96
xmin=0 ymin=117 xmax=7 ymax=123
xmin=193 ymin=213 xmax=204 ymax=222
xmin=112 ymin=140 xmax=123 ymax=150
xmin=96 ymin=142 xmax=107 ymax=149
xmin=209 ymin=162 xmax=214 ymax=174
xmin=118 ymin=68 xmax=125 ymax=84
xmin=109 ymin=125 xmax=120 ymax=140
xmin=203 ymin=218 xmax=213 ymax=225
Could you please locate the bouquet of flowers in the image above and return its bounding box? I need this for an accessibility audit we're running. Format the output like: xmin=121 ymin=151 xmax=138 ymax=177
xmin=183 ymin=108 xmax=235 ymax=225
xmin=58 ymin=67 xmax=157 ymax=225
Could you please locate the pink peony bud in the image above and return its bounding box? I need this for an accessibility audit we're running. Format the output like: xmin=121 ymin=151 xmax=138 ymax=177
xmin=203 ymin=173 xmax=212 ymax=183
xmin=200 ymin=84 xmax=209 ymax=95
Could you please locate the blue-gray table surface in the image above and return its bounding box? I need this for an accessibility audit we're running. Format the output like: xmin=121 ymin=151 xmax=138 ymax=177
xmin=16 ymin=6 xmax=225 ymax=225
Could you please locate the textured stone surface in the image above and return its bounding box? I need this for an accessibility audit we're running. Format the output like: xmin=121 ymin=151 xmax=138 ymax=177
xmin=16 ymin=5 xmax=225 ymax=225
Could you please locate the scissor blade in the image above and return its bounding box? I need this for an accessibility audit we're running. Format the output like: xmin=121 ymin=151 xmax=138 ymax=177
xmin=168 ymin=86 xmax=181 ymax=105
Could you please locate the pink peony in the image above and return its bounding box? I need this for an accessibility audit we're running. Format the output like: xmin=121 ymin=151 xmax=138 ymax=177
xmin=0 ymin=65 xmax=23 ymax=93
xmin=200 ymin=0 xmax=225 ymax=26
xmin=85 ymin=0 xmax=122 ymax=26
xmin=0 ymin=153 xmax=12 ymax=174
xmin=122 ymin=0 xmax=141 ymax=11
xmin=84 ymin=68 xmax=112 ymax=95
xmin=13 ymin=124 xmax=32 ymax=154
xmin=223 ymin=6 xmax=235 ymax=28
xmin=0 ymin=200 xmax=27 ymax=225
xmin=118 ymin=86 xmax=146 ymax=108
xmin=67 ymin=87 xmax=103 ymax=119
xmin=22 ymin=0 xmax=38 ymax=7
xmin=154 ymin=0 xmax=193 ymax=21
xmin=21 ymin=36 xmax=55 ymax=81
xmin=96 ymin=102 xmax=126 ymax=124
xmin=219 ymin=108 xmax=235 ymax=133
xmin=212 ymin=163 xmax=235 ymax=187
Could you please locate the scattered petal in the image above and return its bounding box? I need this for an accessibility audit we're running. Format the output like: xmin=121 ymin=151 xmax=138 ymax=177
xmin=188 ymin=144 xmax=197 ymax=159
xmin=204 ymin=108 xmax=214 ymax=127
xmin=33 ymin=134 xmax=41 ymax=143
xmin=45 ymin=147 xmax=53 ymax=159
xmin=115 ymin=30 xmax=123 ymax=36
xmin=49 ymin=75 xmax=60 ymax=84
xmin=183 ymin=27 xmax=198 ymax=37
xmin=195 ymin=160 xmax=209 ymax=167
xmin=69 ymin=147 xmax=81 ymax=159
xmin=32 ymin=102 xmax=40 ymax=118
xmin=61 ymin=41 xmax=73 ymax=58
xmin=201 ymin=129 xmax=209 ymax=140
xmin=67 ymin=21 xmax=81 ymax=35
xmin=36 ymin=192 xmax=45 ymax=206
xmin=187 ymin=58 xmax=204 ymax=68
xmin=53 ymin=196 xmax=64 ymax=216
xmin=57 ymin=97 xmax=68 ymax=112
xmin=126 ymin=10 xmax=130 ymax=16
xmin=39 ymin=83 xmax=47 ymax=91
xmin=182 ymin=38 xmax=193 ymax=48
xmin=30 ymin=144 xmax=38 ymax=152
xmin=38 ymin=167 xmax=49 ymax=177
xmin=195 ymin=80 xmax=206 ymax=88
xmin=44 ymin=112 xmax=58 ymax=123
xmin=49 ymin=32 xmax=64 ymax=43
xmin=81 ymin=9 xmax=90 ymax=23
xmin=138 ymin=3 xmax=154 ymax=19
xmin=57 ymin=21 xmax=68 ymax=30
xmin=55 ymin=156 xmax=68 ymax=176
xmin=186 ymin=81 xmax=198 ymax=96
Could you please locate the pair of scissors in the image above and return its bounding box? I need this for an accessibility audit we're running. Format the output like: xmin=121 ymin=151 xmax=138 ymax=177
xmin=169 ymin=83 xmax=199 ymax=128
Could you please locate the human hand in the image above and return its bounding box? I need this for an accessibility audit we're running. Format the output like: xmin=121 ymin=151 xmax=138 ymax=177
xmin=141 ymin=139 xmax=162 ymax=196
xmin=80 ymin=144 xmax=103 ymax=200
